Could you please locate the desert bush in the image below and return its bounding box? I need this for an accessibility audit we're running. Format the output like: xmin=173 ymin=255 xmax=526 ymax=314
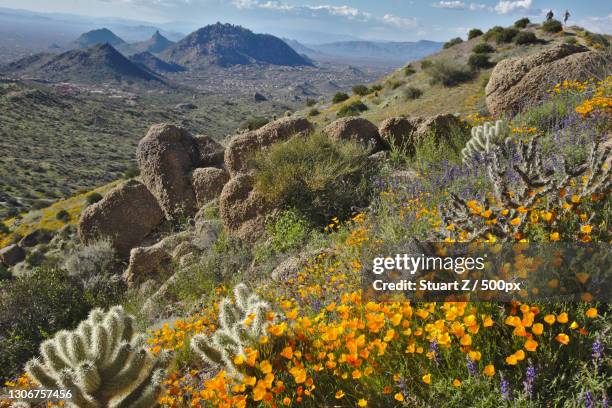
xmin=0 ymin=264 xmax=11 ymax=280
xmin=404 ymin=65 xmax=416 ymax=76
xmin=123 ymin=164 xmax=140 ymax=179
xmin=542 ymin=19 xmax=563 ymax=33
xmin=468 ymin=28 xmax=483 ymax=40
xmin=337 ymin=100 xmax=368 ymax=118
xmin=386 ymin=78 xmax=405 ymax=90
xmin=63 ymin=239 xmax=116 ymax=284
xmin=305 ymin=98 xmax=317 ymax=107
xmin=55 ymin=209 xmax=70 ymax=222
xmin=472 ymin=43 xmax=495 ymax=53
xmin=352 ymin=85 xmax=370 ymax=96
xmin=308 ymin=108 xmax=320 ymax=117
xmin=444 ymin=37 xmax=463 ymax=49
xmin=253 ymin=132 xmax=376 ymax=225
xmin=0 ymin=268 xmax=93 ymax=380
xmin=468 ymin=53 xmax=494 ymax=69
xmin=420 ymin=60 xmax=433 ymax=69
xmin=515 ymin=31 xmax=538 ymax=44
xmin=584 ymin=32 xmax=610 ymax=48
xmin=266 ymin=209 xmax=309 ymax=253
xmin=426 ymin=60 xmax=474 ymax=87
xmin=564 ymin=36 xmax=578 ymax=45
xmin=0 ymin=222 xmax=9 ymax=234
xmin=332 ymin=92 xmax=350 ymax=104
xmin=369 ymin=84 xmax=383 ymax=93
xmin=497 ymin=27 xmax=519 ymax=43
xmin=483 ymin=26 xmax=504 ymax=41
xmin=404 ymin=86 xmax=423 ymax=100
xmin=86 ymin=192 xmax=103 ymax=205
xmin=514 ymin=17 xmax=530 ymax=28
xmin=239 ymin=116 xmax=268 ymax=131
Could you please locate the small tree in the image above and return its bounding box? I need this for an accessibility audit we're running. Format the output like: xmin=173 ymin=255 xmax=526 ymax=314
xmin=514 ymin=18 xmax=530 ymax=28
xmin=542 ymin=19 xmax=563 ymax=33
xmin=468 ymin=53 xmax=494 ymax=70
xmin=468 ymin=29 xmax=483 ymax=40
xmin=352 ymin=85 xmax=370 ymax=96
xmin=444 ymin=37 xmax=463 ymax=49
xmin=515 ymin=31 xmax=538 ymax=45
xmin=332 ymin=92 xmax=349 ymax=104
xmin=472 ymin=43 xmax=495 ymax=53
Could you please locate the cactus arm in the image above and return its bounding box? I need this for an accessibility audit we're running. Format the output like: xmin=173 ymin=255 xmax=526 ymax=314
xmin=25 ymin=359 xmax=59 ymax=388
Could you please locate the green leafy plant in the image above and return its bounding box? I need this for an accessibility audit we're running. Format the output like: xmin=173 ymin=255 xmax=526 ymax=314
xmin=25 ymin=306 xmax=167 ymax=408
xmin=468 ymin=29 xmax=483 ymax=40
xmin=352 ymin=85 xmax=370 ymax=96
xmin=542 ymin=19 xmax=563 ymax=33
xmin=444 ymin=37 xmax=463 ymax=49
xmin=404 ymin=86 xmax=423 ymax=100
xmin=404 ymin=65 xmax=416 ymax=76
xmin=337 ymin=100 xmax=368 ymax=118
xmin=386 ymin=78 xmax=405 ymax=90
xmin=514 ymin=17 xmax=530 ymax=28
xmin=85 ymin=192 xmax=103 ymax=206
xmin=308 ymin=108 xmax=320 ymax=117
xmin=472 ymin=43 xmax=495 ymax=53
xmin=239 ymin=117 xmax=269 ymax=131
xmin=332 ymin=92 xmax=349 ymax=104
xmin=515 ymin=31 xmax=538 ymax=45
xmin=426 ymin=60 xmax=474 ymax=87
xmin=420 ymin=60 xmax=433 ymax=69
xmin=468 ymin=53 xmax=494 ymax=69
xmin=266 ymin=209 xmax=309 ymax=253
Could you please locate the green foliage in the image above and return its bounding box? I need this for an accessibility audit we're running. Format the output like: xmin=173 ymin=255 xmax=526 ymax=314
xmin=497 ymin=27 xmax=519 ymax=43
xmin=468 ymin=53 xmax=494 ymax=70
xmin=483 ymin=26 xmax=504 ymax=41
xmin=337 ymin=100 xmax=368 ymax=118
xmin=191 ymin=283 xmax=270 ymax=379
xmin=515 ymin=31 xmax=538 ymax=45
xmin=0 ymin=221 xmax=9 ymax=234
xmin=542 ymin=19 xmax=563 ymax=33
xmin=253 ymin=132 xmax=376 ymax=225
xmin=332 ymin=92 xmax=350 ymax=104
xmin=86 ymin=192 xmax=103 ymax=206
xmin=472 ymin=43 xmax=495 ymax=53
xmin=55 ymin=209 xmax=70 ymax=222
xmin=266 ymin=209 xmax=309 ymax=253
xmin=0 ymin=268 xmax=94 ymax=380
xmin=564 ymin=36 xmax=578 ymax=45
xmin=25 ymin=306 xmax=167 ymax=408
xmin=352 ymin=85 xmax=370 ymax=96
xmin=0 ymin=263 xmax=11 ymax=280
xmin=420 ymin=60 xmax=433 ymax=69
xmin=386 ymin=78 xmax=405 ymax=90
xmin=305 ymin=98 xmax=317 ymax=107
xmin=414 ymin=123 xmax=471 ymax=167
xmin=403 ymin=86 xmax=423 ymax=100
xmin=426 ymin=60 xmax=475 ymax=87
xmin=583 ymin=31 xmax=610 ymax=48
xmin=308 ymin=108 xmax=320 ymax=117
xmin=444 ymin=37 xmax=463 ymax=49
xmin=514 ymin=17 xmax=531 ymax=28
xmin=369 ymin=84 xmax=383 ymax=93
xmin=404 ymin=65 xmax=416 ymax=76
xmin=468 ymin=29 xmax=483 ymax=40
xmin=239 ymin=116 xmax=269 ymax=131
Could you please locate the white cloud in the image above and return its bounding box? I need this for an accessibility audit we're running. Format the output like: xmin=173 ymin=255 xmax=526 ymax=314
xmin=493 ymin=0 xmax=533 ymax=14
xmin=578 ymin=14 xmax=612 ymax=34
xmin=233 ymin=0 xmax=417 ymax=28
xmin=432 ymin=1 xmax=465 ymax=9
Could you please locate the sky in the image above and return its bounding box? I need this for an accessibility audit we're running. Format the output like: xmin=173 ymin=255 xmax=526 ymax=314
xmin=0 ymin=0 xmax=610 ymax=42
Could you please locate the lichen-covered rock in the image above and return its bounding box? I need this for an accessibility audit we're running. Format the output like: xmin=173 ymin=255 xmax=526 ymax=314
xmin=78 ymin=180 xmax=164 ymax=257
xmin=193 ymin=134 xmax=225 ymax=167
xmin=191 ymin=167 xmax=230 ymax=207
xmin=225 ymin=117 xmax=313 ymax=176
xmin=378 ymin=117 xmax=417 ymax=147
xmin=219 ymin=174 xmax=276 ymax=240
xmin=323 ymin=117 xmax=387 ymax=153
xmin=123 ymin=243 xmax=171 ymax=287
xmin=486 ymin=44 xmax=609 ymax=116
xmin=137 ymin=123 xmax=199 ymax=220
xmin=0 ymin=244 xmax=25 ymax=266
xmin=411 ymin=113 xmax=462 ymax=143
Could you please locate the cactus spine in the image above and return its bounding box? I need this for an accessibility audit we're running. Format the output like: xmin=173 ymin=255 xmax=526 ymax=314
xmin=462 ymin=120 xmax=508 ymax=165
xmin=24 ymin=306 xmax=167 ymax=408
xmin=191 ymin=283 xmax=271 ymax=379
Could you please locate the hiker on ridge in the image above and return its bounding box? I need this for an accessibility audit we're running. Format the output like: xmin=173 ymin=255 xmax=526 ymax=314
xmin=546 ymin=9 xmax=554 ymax=21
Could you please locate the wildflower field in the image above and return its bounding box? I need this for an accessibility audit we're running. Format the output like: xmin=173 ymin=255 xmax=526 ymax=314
xmin=2 ymin=77 xmax=610 ymax=408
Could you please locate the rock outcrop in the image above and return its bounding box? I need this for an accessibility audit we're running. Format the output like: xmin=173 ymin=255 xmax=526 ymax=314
xmin=378 ymin=117 xmax=417 ymax=147
xmin=486 ymin=44 xmax=609 ymax=116
xmin=123 ymin=244 xmax=171 ymax=287
xmin=323 ymin=117 xmax=387 ymax=153
xmin=0 ymin=244 xmax=25 ymax=267
xmin=192 ymin=167 xmax=230 ymax=207
xmin=377 ymin=114 xmax=462 ymax=153
xmin=137 ymin=124 xmax=200 ymax=220
xmin=193 ymin=134 xmax=225 ymax=167
xmin=78 ymin=180 xmax=164 ymax=257
xmin=219 ymin=174 xmax=276 ymax=240
xmin=224 ymin=117 xmax=313 ymax=176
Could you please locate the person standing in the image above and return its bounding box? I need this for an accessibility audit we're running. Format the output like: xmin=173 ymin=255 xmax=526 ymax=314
xmin=546 ymin=9 xmax=554 ymax=21
xmin=564 ymin=9 xmax=571 ymax=25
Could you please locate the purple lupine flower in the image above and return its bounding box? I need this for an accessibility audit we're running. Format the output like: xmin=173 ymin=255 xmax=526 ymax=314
xmin=467 ymin=355 xmax=478 ymax=376
xmin=396 ymin=375 xmax=408 ymax=395
xmin=429 ymin=341 xmax=440 ymax=365
xmin=523 ymin=364 xmax=536 ymax=399
xmin=500 ymin=374 xmax=511 ymax=401
xmin=592 ymin=339 xmax=604 ymax=363
xmin=585 ymin=391 xmax=594 ymax=408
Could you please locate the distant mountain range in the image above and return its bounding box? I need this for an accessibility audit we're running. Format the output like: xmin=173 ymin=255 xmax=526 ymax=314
xmin=72 ymin=28 xmax=126 ymax=49
xmin=2 ymin=43 xmax=162 ymax=83
xmin=130 ymin=30 xmax=175 ymax=54
xmin=283 ymin=39 xmax=444 ymax=66
xmin=161 ymin=23 xmax=313 ymax=68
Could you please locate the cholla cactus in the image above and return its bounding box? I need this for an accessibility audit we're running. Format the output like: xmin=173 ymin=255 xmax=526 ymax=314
xmin=24 ymin=306 xmax=167 ymax=408
xmin=462 ymin=120 xmax=508 ymax=165
xmin=191 ymin=283 xmax=271 ymax=379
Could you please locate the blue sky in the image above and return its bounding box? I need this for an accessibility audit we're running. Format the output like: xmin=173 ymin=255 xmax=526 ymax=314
xmin=0 ymin=0 xmax=610 ymax=41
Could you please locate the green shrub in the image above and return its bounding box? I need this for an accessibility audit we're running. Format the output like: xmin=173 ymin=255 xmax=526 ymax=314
xmin=404 ymin=66 xmax=416 ymax=76
xmin=426 ymin=60 xmax=474 ymax=87
xmin=404 ymin=86 xmax=423 ymax=100
xmin=0 ymin=264 xmax=11 ymax=280
xmin=253 ymin=133 xmax=376 ymax=225
xmin=564 ymin=36 xmax=578 ymax=45
xmin=386 ymin=79 xmax=405 ymax=90
xmin=369 ymin=84 xmax=383 ymax=93
xmin=0 ymin=268 xmax=94 ymax=380
xmin=542 ymin=19 xmax=563 ymax=33
xmin=584 ymin=31 xmax=610 ymax=48
xmin=515 ymin=31 xmax=538 ymax=44
xmin=337 ymin=100 xmax=368 ymax=118
xmin=308 ymin=108 xmax=320 ymax=117
xmin=483 ymin=26 xmax=504 ymax=41
xmin=240 ymin=116 xmax=269 ymax=131
xmin=305 ymin=98 xmax=317 ymax=107
xmin=496 ymin=27 xmax=519 ymax=43
xmin=468 ymin=53 xmax=494 ymax=69
xmin=443 ymin=37 xmax=463 ymax=49
xmin=472 ymin=43 xmax=495 ymax=53
xmin=85 ymin=192 xmax=103 ymax=205
xmin=468 ymin=29 xmax=483 ymax=40
xmin=0 ymin=222 xmax=9 ymax=234
xmin=56 ymin=209 xmax=70 ymax=222
xmin=514 ymin=17 xmax=530 ymax=28
xmin=123 ymin=164 xmax=140 ymax=179
xmin=266 ymin=209 xmax=309 ymax=253
xmin=332 ymin=92 xmax=350 ymax=104
xmin=352 ymin=85 xmax=370 ymax=96
xmin=420 ymin=60 xmax=432 ymax=69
